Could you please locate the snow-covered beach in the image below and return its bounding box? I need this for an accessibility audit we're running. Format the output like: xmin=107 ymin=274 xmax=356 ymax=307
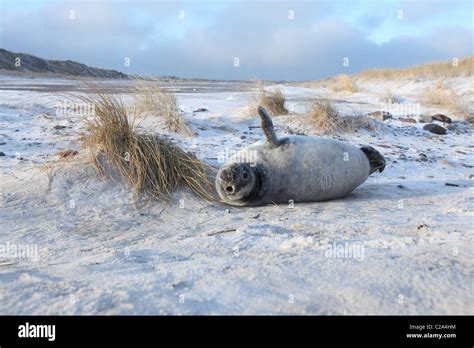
xmin=0 ymin=76 xmax=472 ymax=315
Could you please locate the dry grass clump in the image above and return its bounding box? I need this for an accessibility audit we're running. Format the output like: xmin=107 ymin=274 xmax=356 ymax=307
xmin=418 ymin=80 xmax=467 ymax=116
xmin=80 ymin=92 xmax=215 ymax=201
xmin=355 ymin=56 xmax=473 ymax=80
xmin=308 ymin=101 xmax=378 ymax=134
xmin=379 ymin=87 xmax=400 ymax=104
xmin=293 ymin=57 xmax=473 ymax=91
xmin=330 ymin=74 xmax=359 ymax=93
xmin=132 ymin=79 xmax=195 ymax=136
xmin=253 ymin=81 xmax=288 ymax=115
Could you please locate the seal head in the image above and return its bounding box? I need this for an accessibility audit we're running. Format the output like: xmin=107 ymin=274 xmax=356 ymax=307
xmin=216 ymin=163 xmax=265 ymax=206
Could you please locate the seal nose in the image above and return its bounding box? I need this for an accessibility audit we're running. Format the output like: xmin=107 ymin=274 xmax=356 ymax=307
xmin=225 ymin=185 xmax=234 ymax=194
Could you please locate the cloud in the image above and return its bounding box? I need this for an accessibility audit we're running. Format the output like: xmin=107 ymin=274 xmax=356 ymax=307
xmin=1 ymin=0 xmax=472 ymax=80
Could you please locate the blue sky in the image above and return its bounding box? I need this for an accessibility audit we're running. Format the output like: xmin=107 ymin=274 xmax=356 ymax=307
xmin=1 ymin=0 xmax=473 ymax=80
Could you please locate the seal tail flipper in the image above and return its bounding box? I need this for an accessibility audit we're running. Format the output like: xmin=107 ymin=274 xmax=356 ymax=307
xmin=360 ymin=146 xmax=386 ymax=175
xmin=257 ymin=106 xmax=279 ymax=147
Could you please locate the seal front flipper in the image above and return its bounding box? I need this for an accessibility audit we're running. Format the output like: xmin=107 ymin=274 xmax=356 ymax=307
xmin=360 ymin=145 xmax=386 ymax=174
xmin=257 ymin=106 xmax=279 ymax=148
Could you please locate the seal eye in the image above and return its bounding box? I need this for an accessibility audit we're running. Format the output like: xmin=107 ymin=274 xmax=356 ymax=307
xmin=242 ymin=172 xmax=249 ymax=180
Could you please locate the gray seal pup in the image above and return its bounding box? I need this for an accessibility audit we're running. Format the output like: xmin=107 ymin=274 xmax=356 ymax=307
xmin=215 ymin=106 xmax=385 ymax=207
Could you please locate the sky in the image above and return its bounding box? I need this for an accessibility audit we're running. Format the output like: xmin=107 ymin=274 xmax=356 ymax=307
xmin=0 ymin=0 xmax=473 ymax=80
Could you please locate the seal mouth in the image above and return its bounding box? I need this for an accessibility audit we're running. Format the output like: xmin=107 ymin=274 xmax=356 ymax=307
xmin=225 ymin=185 xmax=234 ymax=194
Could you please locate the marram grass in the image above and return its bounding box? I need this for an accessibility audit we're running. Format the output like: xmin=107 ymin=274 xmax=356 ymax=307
xmin=80 ymin=92 xmax=215 ymax=201
xmin=308 ymin=100 xmax=379 ymax=135
xmin=252 ymin=80 xmax=289 ymax=115
xmin=131 ymin=77 xmax=196 ymax=136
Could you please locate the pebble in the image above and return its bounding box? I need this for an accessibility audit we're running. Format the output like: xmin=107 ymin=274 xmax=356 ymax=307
xmin=431 ymin=114 xmax=452 ymax=123
xmin=418 ymin=153 xmax=428 ymax=162
xmin=423 ymin=124 xmax=447 ymax=135
xmin=399 ymin=117 xmax=417 ymax=123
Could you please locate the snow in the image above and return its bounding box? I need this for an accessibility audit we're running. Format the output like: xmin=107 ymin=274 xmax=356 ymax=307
xmin=0 ymin=76 xmax=473 ymax=314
